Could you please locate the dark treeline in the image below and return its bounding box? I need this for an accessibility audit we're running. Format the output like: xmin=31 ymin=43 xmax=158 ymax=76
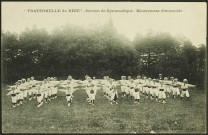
xmin=1 ymin=22 xmax=206 ymax=89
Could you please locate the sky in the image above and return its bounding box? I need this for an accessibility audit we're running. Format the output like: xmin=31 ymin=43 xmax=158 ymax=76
xmin=2 ymin=2 xmax=207 ymax=46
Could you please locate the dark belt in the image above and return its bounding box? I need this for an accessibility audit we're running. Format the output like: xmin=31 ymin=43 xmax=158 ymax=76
xmin=159 ymin=89 xmax=164 ymax=91
xmin=37 ymin=94 xmax=41 ymax=96
xmin=11 ymin=94 xmax=16 ymax=97
xmin=66 ymin=94 xmax=71 ymax=96
xmin=127 ymin=86 xmax=129 ymax=87
xmin=148 ymin=86 xmax=151 ymax=88
xmin=152 ymin=87 xmax=157 ymax=88
xmin=182 ymin=89 xmax=187 ymax=91
xmin=130 ymin=87 xmax=134 ymax=89
xmin=173 ymin=86 xmax=178 ymax=88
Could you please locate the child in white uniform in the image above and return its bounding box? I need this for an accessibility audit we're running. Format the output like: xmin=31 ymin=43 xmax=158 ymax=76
xmin=171 ymin=78 xmax=180 ymax=98
xmin=129 ymin=79 xmax=136 ymax=100
xmin=120 ymin=76 xmax=126 ymax=97
xmin=26 ymin=78 xmax=33 ymax=101
xmin=7 ymin=87 xmax=18 ymax=107
xmin=146 ymin=78 xmax=152 ymax=99
xmin=141 ymin=77 xmax=147 ymax=96
xmin=37 ymin=82 xmax=44 ymax=107
xmin=180 ymin=79 xmax=190 ymax=100
xmin=134 ymin=82 xmax=141 ymax=104
xmin=42 ymin=79 xmax=49 ymax=103
xmin=110 ymin=85 xmax=118 ymax=104
xmin=151 ymin=79 xmax=159 ymax=101
xmin=18 ymin=80 xmax=25 ymax=104
xmin=20 ymin=79 xmax=28 ymax=101
xmin=158 ymin=81 xmax=166 ymax=103
xmin=89 ymin=84 xmax=97 ymax=105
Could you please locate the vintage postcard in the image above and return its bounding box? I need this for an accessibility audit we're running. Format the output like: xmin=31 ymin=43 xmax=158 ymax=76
xmin=1 ymin=2 xmax=207 ymax=134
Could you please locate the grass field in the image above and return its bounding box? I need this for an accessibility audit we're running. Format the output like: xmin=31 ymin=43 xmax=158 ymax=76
xmin=2 ymin=83 xmax=207 ymax=133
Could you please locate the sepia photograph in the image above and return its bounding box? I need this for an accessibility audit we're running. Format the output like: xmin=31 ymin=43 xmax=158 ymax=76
xmin=1 ymin=1 xmax=207 ymax=134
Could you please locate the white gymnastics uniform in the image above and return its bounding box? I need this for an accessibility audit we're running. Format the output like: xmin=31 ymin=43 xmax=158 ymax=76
xmin=89 ymin=87 xmax=97 ymax=100
xmin=37 ymin=86 xmax=44 ymax=103
xmin=85 ymin=81 xmax=92 ymax=97
xmin=172 ymin=83 xmax=180 ymax=96
xmin=146 ymin=81 xmax=151 ymax=95
xmin=110 ymin=89 xmax=118 ymax=101
xmin=92 ymin=80 xmax=98 ymax=89
xmin=123 ymin=80 xmax=128 ymax=95
xmin=141 ymin=80 xmax=147 ymax=94
xmin=102 ymin=80 xmax=108 ymax=95
xmin=120 ymin=80 xmax=126 ymax=93
xmin=48 ymin=87 xmax=52 ymax=98
xmin=30 ymin=80 xmax=37 ymax=96
xmin=43 ymin=83 xmax=49 ymax=98
xmin=151 ymin=82 xmax=159 ymax=97
xmin=26 ymin=82 xmax=32 ymax=96
xmin=108 ymin=82 xmax=116 ymax=98
xmin=11 ymin=93 xmax=17 ymax=103
xmin=7 ymin=90 xmax=18 ymax=103
xmin=19 ymin=83 xmax=27 ymax=98
xmin=180 ymin=83 xmax=189 ymax=97
xmin=164 ymin=80 xmax=171 ymax=93
xmin=129 ymin=82 xmax=136 ymax=97
xmin=125 ymin=80 xmax=130 ymax=95
xmin=106 ymin=81 xmax=112 ymax=97
xmin=134 ymin=86 xmax=140 ymax=100
xmin=66 ymin=90 xmax=72 ymax=102
xmin=158 ymin=85 xmax=166 ymax=99
xmin=18 ymin=89 xmax=24 ymax=101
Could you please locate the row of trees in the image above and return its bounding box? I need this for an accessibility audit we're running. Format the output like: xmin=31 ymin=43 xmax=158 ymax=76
xmin=1 ymin=22 xmax=206 ymax=89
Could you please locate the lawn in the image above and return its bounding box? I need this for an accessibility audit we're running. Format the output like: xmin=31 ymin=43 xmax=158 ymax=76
xmin=1 ymin=83 xmax=206 ymax=133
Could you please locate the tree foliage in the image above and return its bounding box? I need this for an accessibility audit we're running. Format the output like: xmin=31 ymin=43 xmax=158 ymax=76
xmin=1 ymin=23 xmax=206 ymax=89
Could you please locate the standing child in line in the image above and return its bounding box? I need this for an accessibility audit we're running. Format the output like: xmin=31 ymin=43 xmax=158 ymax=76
xmin=141 ymin=76 xmax=147 ymax=96
xmin=85 ymin=77 xmax=93 ymax=102
xmin=102 ymin=76 xmax=108 ymax=97
xmin=47 ymin=77 xmax=53 ymax=101
xmin=15 ymin=80 xmax=22 ymax=106
xmin=158 ymin=81 xmax=166 ymax=103
xmin=20 ymin=79 xmax=28 ymax=102
xmin=36 ymin=82 xmax=44 ymax=107
xmin=120 ymin=76 xmax=126 ymax=97
xmin=129 ymin=79 xmax=136 ymax=100
xmin=89 ymin=84 xmax=97 ymax=105
xmin=146 ymin=78 xmax=152 ymax=99
xmin=18 ymin=80 xmax=25 ymax=105
xmin=151 ymin=79 xmax=159 ymax=101
xmin=30 ymin=77 xmax=37 ymax=99
xmin=50 ymin=77 xmax=58 ymax=99
xmin=171 ymin=78 xmax=180 ymax=98
xmin=180 ymin=79 xmax=190 ymax=100
xmin=134 ymin=82 xmax=141 ymax=104
xmin=110 ymin=85 xmax=118 ymax=104
xmin=7 ymin=87 xmax=18 ymax=107
xmin=54 ymin=77 xmax=58 ymax=99
xmin=65 ymin=87 xmax=73 ymax=107
xmin=108 ymin=79 xmax=115 ymax=100
xmin=43 ymin=79 xmax=49 ymax=103
xmin=58 ymin=81 xmax=74 ymax=107
xmin=26 ymin=78 xmax=33 ymax=101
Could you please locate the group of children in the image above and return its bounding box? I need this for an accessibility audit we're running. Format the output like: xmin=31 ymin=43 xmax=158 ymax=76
xmin=7 ymin=77 xmax=59 ymax=107
xmin=101 ymin=76 xmax=119 ymax=104
xmin=7 ymin=74 xmax=194 ymax=107
xmin=119 ymin=74 xmax=194 ymax=104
